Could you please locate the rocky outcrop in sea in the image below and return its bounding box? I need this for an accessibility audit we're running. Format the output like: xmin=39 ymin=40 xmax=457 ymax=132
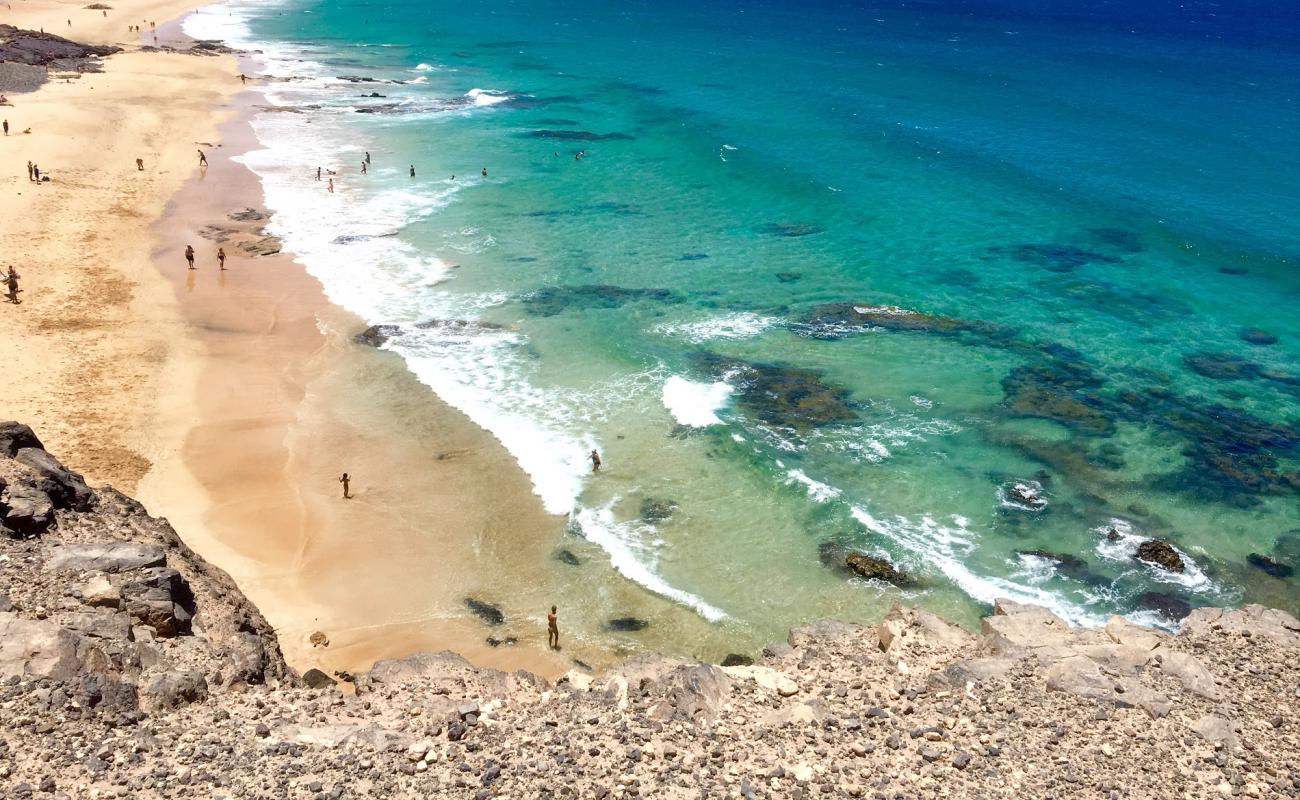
xmin=1 ymin=422 xmax=1297 ymax=798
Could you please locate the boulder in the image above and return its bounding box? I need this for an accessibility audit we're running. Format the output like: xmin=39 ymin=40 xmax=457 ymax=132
xmin=46 ymin=542 xmax=166 ymax=573
xmin=302 ymin=668 xmax=337 ymax=689
xmin=0 ymin=421 xmax=43 ymax=456
xmin=15 ymin=447 xmax=93 ymax=510
xmin=980 ymin=599 xmax=1072 ymax=654
xmin=140 ymin=670 xmax=208 ymax=712
xmin=79 ymin=574 xmax=120 ymax=608
xmin=1190 ymin=714 xmax=1236 ymax=748
xmin=845 ymin=553 xmax=909 ymax=586
xmin=1134 ymin=539 xmax=1184 ymax=573
xmin=1136 ymin=591 xmax=1192 ymax=622
xmin=720 ymin=653 xmax=753 ymax=667
xmin=0 ymin=613 xmax=86 ymax=680
xmin=646 ymin=664 xmax=731 ymax=724
xmin=120 ymin=567 xmax=195 ymax=637
xmin=1151 ymin=648 xmax=1220 ymax=700
xmin=2 ymin=480 xmax=55 ymax=536
xmin=722 ymin=665 xmax=800 ymax=697
xmin=354 ymin=324 xmax=400 ymax=348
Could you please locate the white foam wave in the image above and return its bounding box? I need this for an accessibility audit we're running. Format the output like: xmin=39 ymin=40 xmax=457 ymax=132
xmin=571 ymin=504 xmax=726 ymax=622
xmin=851 ymin=505 xmax=1107 ymax=627
xmin=653 ymin=312 xmax=780 ymax=344
xmin=415 ymin=63 xmax=434 ymax=71
xmin=467 ymin=88 xmax=510 ymax=107
xmin=662 ymin=377 xmax=732 ymax=427
xmin=784 ymin=469 xmax=842 ymax=503
xmin=1093 ymin=520 xmax=1214 ymax=592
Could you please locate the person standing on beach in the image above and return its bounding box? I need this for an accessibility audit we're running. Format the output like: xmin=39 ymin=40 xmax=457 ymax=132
xmin=589 ymin=449 xmax=602 ymax=472
xmin=547 ymin=605 xmax=559 ymax=650
xmin=136 ymin=158 xmax=144 ymax=171
xmin=217 ymin=247 xmax=226 ymax=270
xmin=185 ymin=244 xmax=195 ymax=270
xmin=2 ymin=120 xmax=8 ymax=136
xmin=26 ymin=161 xmax=33 ymax=181
xmin=365 ymin=151 xmax=371 ymax=164
xmin=4 ymin=268 xmax=20 ymax=305
xmin=316 ymin=166 xmax=321 ymax=181
xmin=327 ymin=178 xmax=334 ymax=193
xmin=409 ymin=164 xmax=415 ymax=177
xmin=32 ymin=164 xmax=39 ymax=182
xmin=197 ymin=149 xmax=208 ymax=167
xmin=339 ymin=472 xmax=351 ymax=499
xmin=360 ymin=161 xmax=367 ymax=174
xmin=239 ymin=73 xmax=247 ymax=85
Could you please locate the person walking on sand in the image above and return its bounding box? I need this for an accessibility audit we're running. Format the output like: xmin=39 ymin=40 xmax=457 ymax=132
xmin=360 ymin=161 xmax=367 ymax=174
xmin=26 ymin=161 xmax=33 ymax=181
xmin=547 ymin=605 xmax=559 ymax=650
xmin=327 ymin=177 xmax=334 ymax=193
xmin=136 ymin=157 xmax=144 ymax=171
xmin=217 ymin=247 xmax=226 ymax=270
xmin=316 ymin=166 xmax=322 ymax=181
xmin=589 ymin=449 xmax=601 ymax=472
xmin=32 ymin=164 xmax=39 ymax=182
xmin=239 ymin=73 xmax=247 ymax=85
xmin=3 ymin=119 xmax=8 ymax=136
xmin=339 ymin=472 xmax=351 ymax=499
xmin=197 ymin=149 xmax=208 ymax=167
xmin=185 ymin=244 xmax=195 ymax=270
xmin=365 ymin=151 xmax=371 ymax=164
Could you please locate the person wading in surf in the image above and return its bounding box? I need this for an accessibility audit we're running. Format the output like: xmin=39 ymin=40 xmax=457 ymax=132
xmin=547 ymin=605 xmax=560 ymax=650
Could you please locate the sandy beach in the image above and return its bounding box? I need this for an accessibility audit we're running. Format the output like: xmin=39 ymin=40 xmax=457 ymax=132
xmin=0 ymin=0 xmax=593 ymax=679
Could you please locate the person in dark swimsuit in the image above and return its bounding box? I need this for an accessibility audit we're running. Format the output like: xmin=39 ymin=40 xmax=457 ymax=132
xmin=217 ymin=247 xmax=226 ymax=270
xmin=185 ymin=244 xmax=195 ymax=270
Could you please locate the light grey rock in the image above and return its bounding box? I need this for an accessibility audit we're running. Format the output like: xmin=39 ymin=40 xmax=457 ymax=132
xmin=46 ymin=542 xmax=166 ymax=573
xmin=0 ymin=612 xmax=85 ymax=680
xmin=140 ymin=670 xmax=208 ymax=712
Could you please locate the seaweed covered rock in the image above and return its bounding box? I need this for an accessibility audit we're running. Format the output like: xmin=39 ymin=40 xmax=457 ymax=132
xmin=693 ymin=353 xmax=856 ymax=430
xmin=845 ymin=553 xmax=910 ymax=587
xmin=1134 ymin=539 xmax=1185 ymax=573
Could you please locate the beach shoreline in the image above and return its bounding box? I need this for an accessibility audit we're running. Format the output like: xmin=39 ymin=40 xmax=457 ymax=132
xmin=0 ymin=0 xmax=600 ymax=680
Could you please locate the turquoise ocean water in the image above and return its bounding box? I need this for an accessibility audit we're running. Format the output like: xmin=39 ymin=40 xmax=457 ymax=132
xmin=184 ymin=0 xmax=1298 ymax=650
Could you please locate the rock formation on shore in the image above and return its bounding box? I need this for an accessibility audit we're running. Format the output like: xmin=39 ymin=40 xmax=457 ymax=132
xmin=1 ymin=422 xmax=1297 ymax=798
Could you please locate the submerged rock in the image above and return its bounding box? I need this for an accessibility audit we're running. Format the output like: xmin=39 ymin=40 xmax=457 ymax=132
xmin=1240 ymin=328 xmax=1278 ymax=346
xmin=845 ymin=553 xmax=910 ymax=587
xmin=774 ymin=272 xmax=802 ymax=283
xmin=1136 ymin=591 xmax=1192 ymax=621
xmin=1134 ymin=539 xmax=1185 ymax=573
xmin=522 ymin=285 xmax=683 ymax=317
xmin=1184 ymin=352 xmax=1262 ymax=381
xmin=464 ymin=598 xmax=505 ymax=626
xmin=638 ymin=498 xmax=678 ymax=523
xmin=521 ymin=129 xmax=634 ymax=141
xmin=720 ymin=653 xmax=753 ymax=667
xmin=1246 ymin=553 xmax=1294 ymax=578
xmin=1001 ymin=361 xmax=1115 ymax=436
xmin=693 ymin=353 xmax=856 ymax=430
xmin=554 ymin=549 xmax=581 ymax=566
xmin=606 ymin=617 xmax=649 ymax=632
xmin=990 ymin=243 xmax=1120 ymax=272
xmin=1089 ymin=228 xmax=1144 ymax=254
xmin=1003 ymin=481 xmax=1048 ymax=511
xmin=1017 ymin=550 xmax=1089 ymax=578
xmin=758 ymin=222 xmax=824 ymax=238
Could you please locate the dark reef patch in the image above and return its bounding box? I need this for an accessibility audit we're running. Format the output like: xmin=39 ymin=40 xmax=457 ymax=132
xmin=1136 ymin=591 xmax=1192 ymax=622
xmin=990 ymin=243 xmax=1120 ymax=272
xmin=464 ymin=597 xmax=505 ymax=626
xmin=1001 ymin=361 xmax=1115 ymax=437
xmin=694 ymin=353 xmax=856 ymax=430
xmin=606 ymin=617 xmax=649 ymax=632
xmin=678 ymin=253 xmax=709 ymax=262
xmin=775 ymin=272 xmax=802 ymax=283
xmin=758 ymin=222 xmax=824 ymax=238
xmin=522 ymin=129 xmax=634 ymax=141
xmin=522 ymin=285 xmax=683 ymax=317
xmin=525 ymin=202 xmax=644 ymax=220
xmin=1089 ymin=228 xmax=1144 ymax=254
xmin=1247 ymin=553 xmax=1294 ymax=578
xmin=1184 ymin=352 xmax=1262 ymax=381
xmin=1239 ymin=329 xmax=1278 ymax=346
xmin=638 ymin=498 xmax=679 ymax=523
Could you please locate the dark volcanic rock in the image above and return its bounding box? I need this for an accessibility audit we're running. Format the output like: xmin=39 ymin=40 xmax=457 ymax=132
xmin=354 ymin=324 xmax=400 ymax=348
xmin=1240 ymin=329 xmax=1278 ymax=346
xmin=606 ymin=617 xmax=649 ymax=632
xmin=2 ymin=480 xmax=55 ymax=536
xmin=1136 ymin=591 xmax=1192 ymax=622
xmin=120 ymin=567 xmax=196 ymax=637
xmin=1246 ymin=553 xmax=1294 ymax=578
xmin=1135 ymin=539 xmax=1185 ymax=573
xmin=845 ymin=553 xmax=910 ymax=586
xmin=46 ymin=542 xmax=166 ymax=573
xmin=15 ymin=447 xmax=93 ymax=511
xmin=555 ymin=549 xmax=581 ymax=566
xmin=302 ymin=668 xmax=338 ymax=689
xmin=720 ymin=654 xmax=753 ymax=667
xmin=0 ymin=421 xmax=43 ymax=457
xmin=522 ymin=285 xmax=682 ymax=317
xmin=140 ymin=670 xmax=209 ymax=712
xmin=0 ymin=24 xmax=122 ymax=69
xmin=465 ymin=597 xmax=505 ymax=626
